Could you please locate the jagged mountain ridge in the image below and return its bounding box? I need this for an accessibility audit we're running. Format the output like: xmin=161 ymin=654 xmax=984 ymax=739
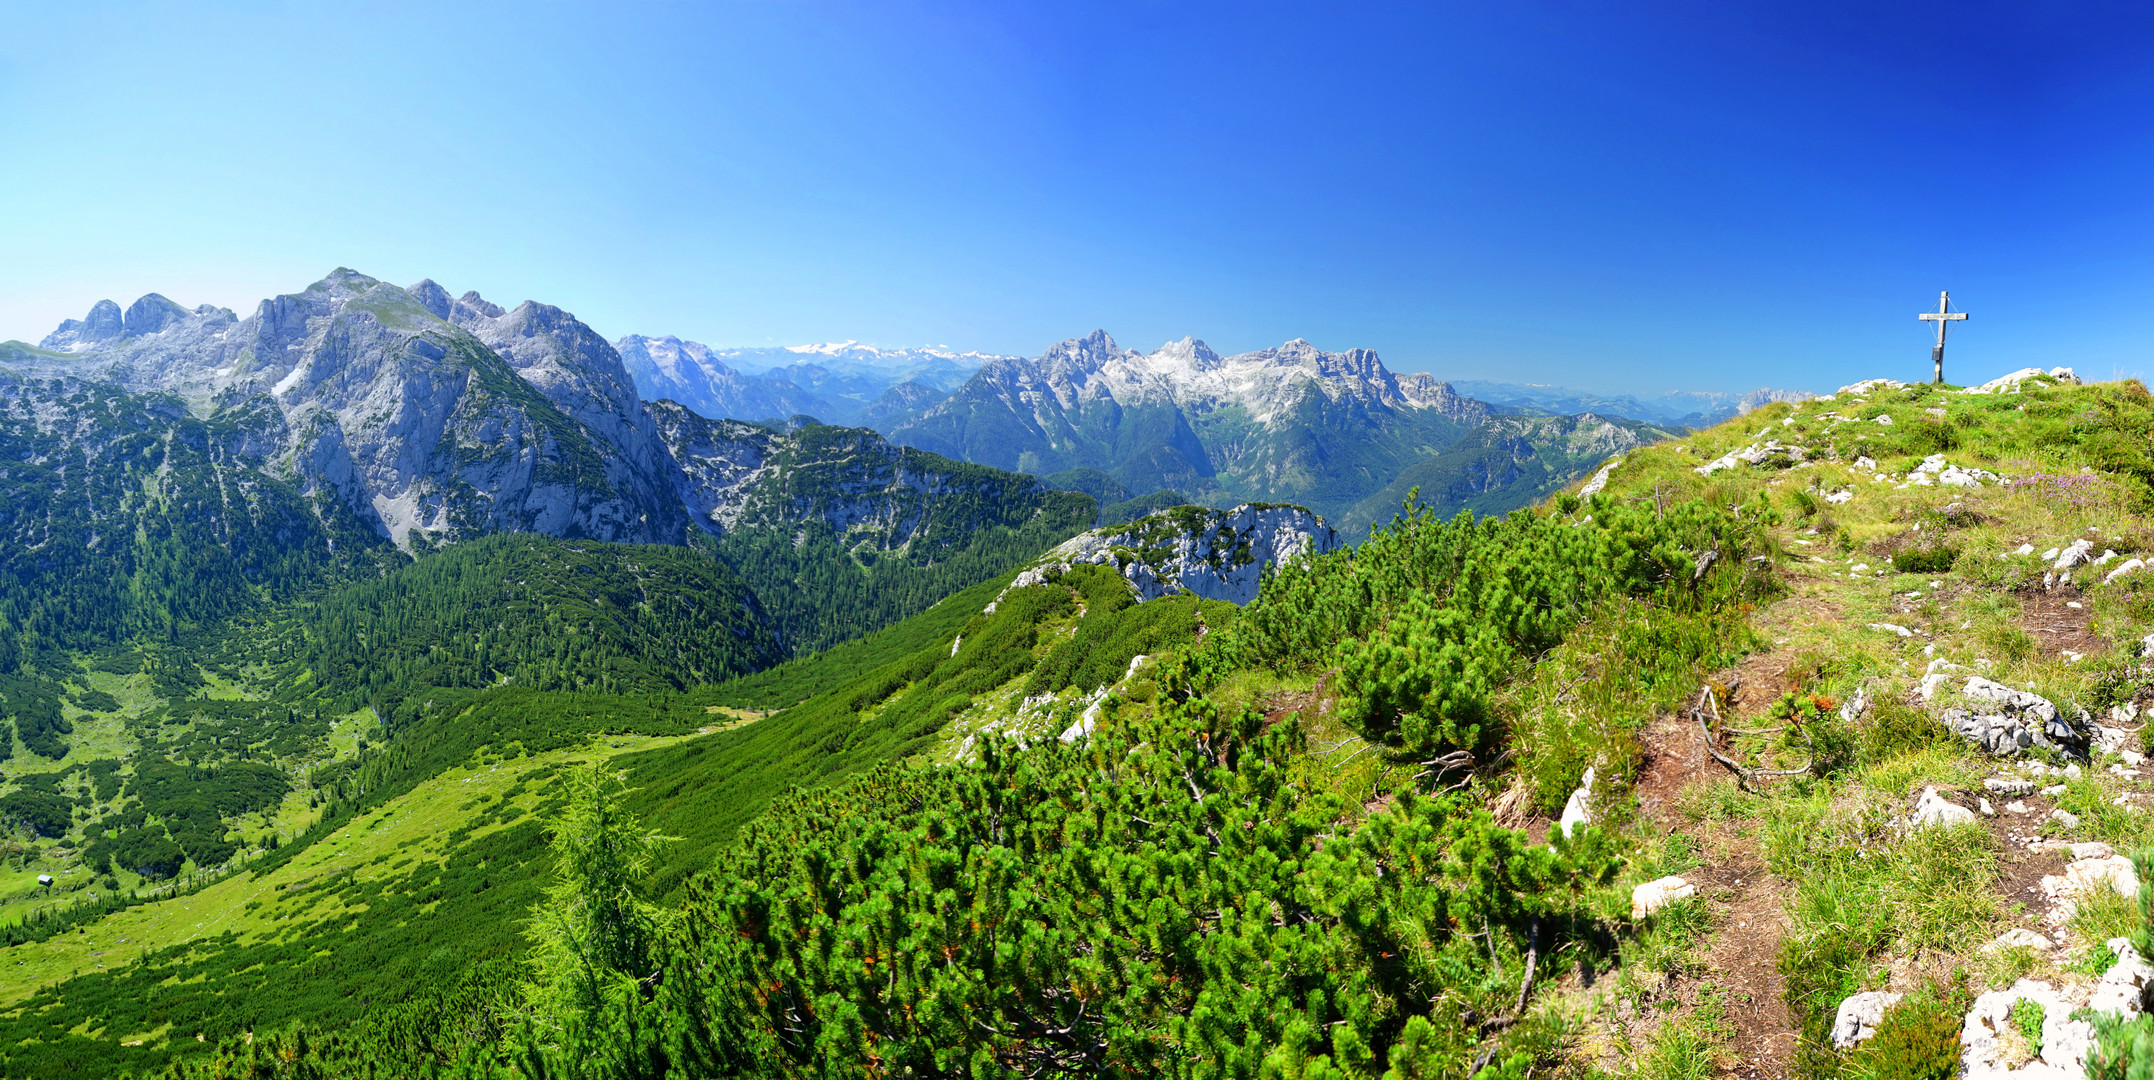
xmin=8 ymin=271 xmax=1095 ymax=656
xmin=611 ymin=334 xmax=1805 ymax=529
xmin=27 ymin=271 xmax=688 ymax=547
xmin=882 ymin=330 xmax=1493 ymax=521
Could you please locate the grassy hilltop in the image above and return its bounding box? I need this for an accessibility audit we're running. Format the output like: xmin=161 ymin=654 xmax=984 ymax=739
xmin=7 ymin=371 xmax=2154 ymax=1079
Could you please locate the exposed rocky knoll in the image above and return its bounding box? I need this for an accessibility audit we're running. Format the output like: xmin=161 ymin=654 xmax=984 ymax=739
xmin=886 ymin=330 xmax=1493 ymax=520
xmin=12 ymin=271 xmax=1079 ymax=562
xmin=998 ymin=502 xmax=1340 ymax=606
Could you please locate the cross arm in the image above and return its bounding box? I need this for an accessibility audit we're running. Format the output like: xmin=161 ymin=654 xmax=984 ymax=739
xmin=1918 ymin=312 xmax=1968 ymax=321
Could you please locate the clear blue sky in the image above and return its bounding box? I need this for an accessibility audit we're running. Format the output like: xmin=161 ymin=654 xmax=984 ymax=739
xmin=5 ymin=1 xmax=2152 ymax=394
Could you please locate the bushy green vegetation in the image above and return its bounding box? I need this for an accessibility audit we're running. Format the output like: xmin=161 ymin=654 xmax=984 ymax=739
xmin=1100 ymin=487 xmax=1190 ymax=525
xmin=621 ymin=563 xmax=1224 ymax=898
xmin=1844 ymin=983 xmax=1970 ymax=1080
xmin=1228 ymin=491 xmax=1765 ymax=760
xmin=696 ymin=574 xmax=1009 ymax=712
xmin=120 ymin=473 xmax=1773 ymax=1077
xmin=279 ymin=533 xmax=780 ymax=708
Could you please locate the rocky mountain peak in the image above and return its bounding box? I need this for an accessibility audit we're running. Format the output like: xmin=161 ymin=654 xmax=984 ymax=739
xmin=405 ymin=279 xmax=454 ymax=320
xmin=39 ymin=299 xmax=126 ymax=351
xmin=1039 ymin=330 xmax=1126 ymax=373
xmin=455 ymin=290 xmax=505 ymax=320
xmin=1147 ymin=336 xmax=1222 ymax=371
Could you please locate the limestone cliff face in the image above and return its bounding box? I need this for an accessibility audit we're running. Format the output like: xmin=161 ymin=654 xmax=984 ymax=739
xmin=25 ymin=270 xmax=686 ymax=547
xmin=15 ymin=271 xmax=1104 ymax=575
xmin=1001 ymin=503 xmax=1340 ymax=606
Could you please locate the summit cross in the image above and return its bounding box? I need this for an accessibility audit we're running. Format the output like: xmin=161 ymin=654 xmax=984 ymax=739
xmin=1918 ymin=290 xmax=1969 ymax=385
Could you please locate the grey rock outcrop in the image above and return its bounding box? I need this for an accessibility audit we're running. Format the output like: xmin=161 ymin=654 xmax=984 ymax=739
xmin=1832 ymin=991 xmax=1903 ymax=1049
xmin=1941 ymin=677 xmax=2092 ymax=757
xmin=998 ymin=503 xmax=1339 ymax=607
xmin=1695 ymin=439 xmax=1806 ymax=476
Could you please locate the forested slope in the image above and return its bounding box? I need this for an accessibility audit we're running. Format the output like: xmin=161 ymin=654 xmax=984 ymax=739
xmin=36 ymin=371 xmax=2154 ymax=1080
xmin=118 ymin=476 xmax=1774 ymax=1078
xmin=279 ymin=534 xmax=781 ymax=708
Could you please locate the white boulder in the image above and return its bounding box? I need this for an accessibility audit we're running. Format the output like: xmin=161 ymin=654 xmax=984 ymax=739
xmin=2054 ymin=539 xmax=2097 ymax=570
xmin=1832 ymin=990 xmax=1904 ymax=1049
xmin=1911 ymin=787 xmax=1978 ymax=828
xmin=2089 ymin=939 xmax=2154 ymax=1016
xmin=1558 ymin=766 xmax=1596 ymax=839
xmin=1959 ymin=979 xmax=2095 ymax=1079
xmin=1630 ymin=876 xmax=1696 ymax=919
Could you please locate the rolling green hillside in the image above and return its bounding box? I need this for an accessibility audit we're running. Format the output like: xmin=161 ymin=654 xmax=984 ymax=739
xmin=15 ymin=372 xmax=2154 ymax=1079
xmin=622 ymin=560 xmax=1236 ymax=897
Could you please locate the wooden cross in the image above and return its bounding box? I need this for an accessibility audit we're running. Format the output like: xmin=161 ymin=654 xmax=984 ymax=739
xmin=1918 ymin=290 xmax=1968 ymax=384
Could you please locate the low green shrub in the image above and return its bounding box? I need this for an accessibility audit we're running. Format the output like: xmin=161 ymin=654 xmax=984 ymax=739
xmin=1891 ymin=545 xmax=1961 ymax=574
xmin=1846 ymin=981 xmax=1973 ymax=1080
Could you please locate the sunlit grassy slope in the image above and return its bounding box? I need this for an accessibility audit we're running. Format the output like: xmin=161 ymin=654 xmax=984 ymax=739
xmin=13 ymin=371 xmax=2154 ymax=1079
xmin=0 ymin=730 xmax=702 ymax=1075
xmin=1527 ymin=373 xmax=2154 ymax=1078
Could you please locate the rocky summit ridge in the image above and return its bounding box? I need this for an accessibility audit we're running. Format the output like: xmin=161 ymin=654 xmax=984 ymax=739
xmin=884 ymin=330 xmax=1496 ymax=521
xmin=9 ymin=271 xmax=1074 ymax=559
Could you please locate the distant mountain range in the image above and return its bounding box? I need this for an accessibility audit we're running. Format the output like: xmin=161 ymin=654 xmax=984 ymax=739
xmin=614 ymin=336 xmax=1002 ymax=429
xmin=1445 ymin=379 xmax=1812 ymax=428
xmin=5 ymin=271 xmax=1090 ymax=657
xmin=14 ymin=272 xmax=1809 ymax=607
xmin=606 ymin=330 xmax=1808 ymax=532
xmin=880 ymin=332 xmax=1494 ymax=524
